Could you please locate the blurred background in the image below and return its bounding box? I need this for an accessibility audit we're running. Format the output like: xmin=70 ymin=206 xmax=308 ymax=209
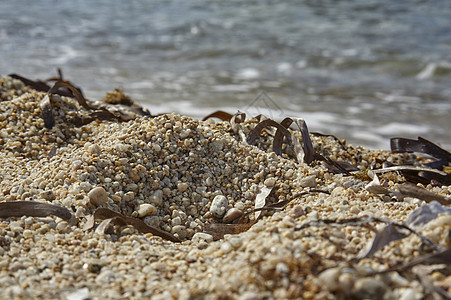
xmin=1 ymin=0 xmax=450 ymax=149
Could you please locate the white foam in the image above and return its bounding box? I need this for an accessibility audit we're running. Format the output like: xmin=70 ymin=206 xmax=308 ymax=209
xmin=235 ymin=68 xmax=260 ymax=80
xmin=212 ymin=84 xmax=257 ymax=92
xmin=277 ymin=62 xmax=293 ymax=75
xmin=416 ymin=63 xmax=437 ymax=80
xmin=375 ymin=122 xmax=429 ymax=136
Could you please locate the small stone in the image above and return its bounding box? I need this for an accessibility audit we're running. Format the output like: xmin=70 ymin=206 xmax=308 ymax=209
xmin=123 ymin=191 xmax=135 ymax=202
xmin=171 ymin=225 xmax=187 ymax=240
xmin=338 ymin=272 xmax=355 ymax=293
xmin=300 ymin=175 xmax=316 ymax=188
xmin=205 ymin=177 xmax=213 ymax=187
xmin=191 ymin=233 xmax=213 ymax=243
xmin=352 ymin=277 xmax=386 ymax=299
xmin=41 ymin=190 xmax=55 ymax=201
xmin=210 ymin=140 xmax=224 ymax=152
xmin=210 ymin=195 xmax=228 ymax=218
xmin=264 ymin=177 xmax=276 ymax=187
xmin=289 ymin=205 xmax=305 ymax=217
xmin=177 ymin=182 xmax=189 ymax=192
xmin=223 ymin=208 xmax=243 ymax=223
xmin=77 ymin=182 xmax=91 ymax=194
xmin=150 ymin=190 xmax=164 ymax=206
xmin=171 ymin=216 xmax=182 ymax=226
xmin=137 ymin=203 xmax=157 ymax=217
xmin=220 ymin=241 xmax=233 ymax=254
xmin=228 ymin=236 xmax=242 ymax=249
xmin=350 ymin=206 xmax=360 ymax=215
xmin=66 ymin=288 xmax=91 ymax=300
xmin=23 ymin=229 xmax=33 ymax=238
xmin=87 ymin=144 xmax=101 ymax=154
xmin=153 ymin=144 xmax=161 ymax=152
xmin=83 ymin=262 xmax=103 ymax=274
xmin=95 ymin=269 xmax=115 ymax=284
xmin=88 ymin=187 xmax=108 ymax=207
xmin=319 ymin=267 xmax=341 ymax=291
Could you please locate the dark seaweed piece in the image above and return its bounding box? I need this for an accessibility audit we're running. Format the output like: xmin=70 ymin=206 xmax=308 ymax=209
xmin=356 ymin=201 xmax=451 ymax=260
xmin=204 ymin=223 xmax=254 ymax=240
xmin=230 ymin=112 xmax=246 ymax=141
xmin=40 ymin=95 xmax=55 ymax=129
xmin=368 ymin=246 xmax=451 ymax=276
xmin=9 ymin=73 xmax=80 ymax=97
xmin=391 ymin=137 xmax=451 ymax=162
xmin=48 ymin=81 xmax=96 ymax=111
xmin=375 ymin=165 xmax=451 ymax=186
xmin=315 ymin=153 xmax=356 ymax=175
xmin=294 ymin=213 xmax=441 ymax=261
xmin=83 ymin=208 xmax=180 ymax=242
xmin=356 ymin=223 xmax=410 ymax=260
xmin=247 ymin=119 xmax=292 ymax=154
xmin=390 ymin=137 xmax=451 ymax=184
xmin=41 ymin=81 xmax=150 ymax=129
xmin=0 ymin=201 xmax=72 ymax=220
xmin=202 ymin=111 xmax=234 ymax=122
xmin=398 ymin=183 xmax=450 ymax=205
xmin=9 ymin=74 xmax=52 ymax=93
xmin=280 ymin=117 xmax=315 ymax=164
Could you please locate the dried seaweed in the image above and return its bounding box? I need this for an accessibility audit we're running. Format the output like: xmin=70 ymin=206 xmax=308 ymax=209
xmin=356 ymin=223 xmax=410 ymax=259
xmin=294 ymin=213 xmax=441 ymax=261
xmin=202 ymin=110 xmax=234 ymax=122
xmin=280 ymin=117 xmax=315 ymax=164
xmin=413 ymin=265 xmax=451 ymax=300
xmin=315 ymin=152 xmax=356 ymax=175
xmin=403 ymin=201 xmax=451 ymax=230
xmin=41 ymin=81 xmax=149 ymax=129
xmin=391 ymin=137 xmax=451 ymax=162
xmin=368 ymin=246 xmax=451 ymax=275
xmin=356 ymin=201 xmax=451 ymax=260
xmin=373 ymin=165 xmax=447 ymax=176
xmin=390 ymin=137 xmax=451 ymax=185
xmin=84 ymin=208 xmax=180 ymax=242
xmin=40 ymin=94 xmax=55 ymax=129
xmin=0 ymin=201 xmax=72 ymax=220
xmin=230 ymin=112 xmax=247 ymax=141
xmin=9 ymin=72 xmax=82 ymax=97
xmin=204 ymin=223 xmax=254 ymax=240
xmin=397 ymin=183 xmax=451 ymax=205
xmin=247 ymin=119 xmax=292 ymax=156
xmin=205 ymin=185 xmax=275 ymax=240
xmin=204 ymin=111 xmax=315 ymax=164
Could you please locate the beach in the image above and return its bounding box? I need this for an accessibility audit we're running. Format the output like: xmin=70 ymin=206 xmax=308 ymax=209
xmin=2 ymin=0 xmax=451 ymax=150
xmin=0 ymin=75 xmax=450 ymax=299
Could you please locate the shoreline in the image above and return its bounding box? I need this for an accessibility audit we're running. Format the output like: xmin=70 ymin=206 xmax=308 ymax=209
xmin=0 ymin=75 xmax=450 ymax=299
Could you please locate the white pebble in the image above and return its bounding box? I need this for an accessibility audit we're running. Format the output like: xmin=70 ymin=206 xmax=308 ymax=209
xmin=177 ymin=182 xmax=189 ymax=192
xmin=300 ymin=175 xmax=316 ymax=188
xmin=88 ymin=187 xmax=108 ymax=207
xmin=87 ymin=144 xmax=101 ymax=154
xmin=137 ymin=204 xmax=157 ymax=217
xmin=150 ymin=190 xmax=164 ymax=206
xmin=192 ymin=233 xmax=213 ymax=243
xmin=264 ymin=177 xmax=276 ymax=187
xmin=210 ymin=195 xmax=228 ymax=218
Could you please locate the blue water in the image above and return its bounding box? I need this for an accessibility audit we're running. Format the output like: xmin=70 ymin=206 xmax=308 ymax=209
xmin=1 ymin=0 xmax=450 ymax=149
